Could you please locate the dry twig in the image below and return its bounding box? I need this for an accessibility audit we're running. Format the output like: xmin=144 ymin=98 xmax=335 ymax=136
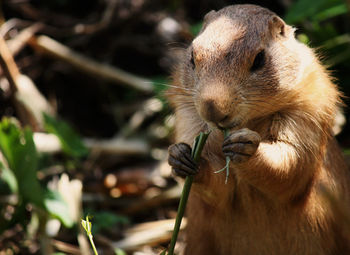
xmin=52 ymin=239 xmax=82 ymax=255
xmin=7 ymin=23 xmax=43 ymax=56
xmin=73 ymin=0 xmax=118 ymax=34
xmin=0 ymin=36 xmax=54 ymax=130
xmin=122 ymin=185 xmax=182 ymax=215
xmin=112 ymin=219 xmax=187 ymax=252
xmin=84 ymin=136 xmax=150 ymax=156
xmin=33 ymin=132 xmax=150 ymax=156
xmin=29 ymin=35 xmax=153 ymax=93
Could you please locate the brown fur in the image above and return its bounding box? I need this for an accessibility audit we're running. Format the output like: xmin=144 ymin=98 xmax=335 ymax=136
xmin=167 ymin=4 xmax=350 ymax=255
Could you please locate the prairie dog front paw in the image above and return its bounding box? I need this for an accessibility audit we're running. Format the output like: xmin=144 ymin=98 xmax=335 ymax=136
xmin=168 ymin=143 xmax=198 ymax=178
xmin=222 ymin=128 xmax=261 ymax=164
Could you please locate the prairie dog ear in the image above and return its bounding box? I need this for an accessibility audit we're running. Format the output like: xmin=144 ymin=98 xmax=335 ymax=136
xmin=204 ymin=10 xmax=216 ymax=23
xmin=269 ymin=15 xmax=286 ymax=37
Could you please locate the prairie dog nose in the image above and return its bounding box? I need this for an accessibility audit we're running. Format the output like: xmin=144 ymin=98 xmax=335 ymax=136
xmin=199 ymin=99 xmax=230 ymax=125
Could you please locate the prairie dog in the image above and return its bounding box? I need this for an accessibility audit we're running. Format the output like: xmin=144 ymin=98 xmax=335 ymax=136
xmin=167 ymin=4 xmax=350 ymax=255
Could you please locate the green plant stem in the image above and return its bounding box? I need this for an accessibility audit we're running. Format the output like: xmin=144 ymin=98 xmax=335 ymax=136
xmin=88 ymin=234 xmax=98 ymax=255
xmin=214 ymin=129 xmax=231 ymax=183
xmin=81 ymin=217 xmax=99 ymax=255
xmin=167 ymin=132 xmax=210 ymax=255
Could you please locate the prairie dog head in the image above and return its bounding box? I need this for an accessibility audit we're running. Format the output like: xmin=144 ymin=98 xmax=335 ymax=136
xmin=183 ymin=4 xmax=309 ymax=129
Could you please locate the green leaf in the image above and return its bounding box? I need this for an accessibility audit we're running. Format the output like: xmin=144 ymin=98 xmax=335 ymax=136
xmin=115 ymin=248 xmax=127 ymax=255
xmin=0 ymin=162 xmax=18 ymax=193
xmin=81 ymin=218 xmax=92 ymax=235
xmin=44 ymin=189 xmax=74 ymax=228
xmin=81 ymin=216 xmax=99 ymax=255
xmin=43 ymin=114 xmax=88 ymax=158
xmin=151 ymin=76 xmax=170 ymax=101
xmin=0 ymin=118 xmax=73 ymax=228
xmin=85 ymin=211 xmax=129 ymax=234
xmin=297 ymin=33 xmax=310 ymax=45
xmin=151 ymin=76 xmax=170 ymax=93
xmin=322 ymin=34 xmax=350 ymax=50
xmin=190 ymin=22 xmax=203 ymax=36
xmin=313 ymin=3 xmax=348 ymax=22
xmin=0 ymin=118 xmax=44 ymax=206
xmin=285 ymin=0 xmax=343 ymax=24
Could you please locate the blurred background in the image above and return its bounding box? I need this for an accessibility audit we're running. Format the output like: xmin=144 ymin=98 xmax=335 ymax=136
xmin=0 ymin=0 xmax=349 ymax=254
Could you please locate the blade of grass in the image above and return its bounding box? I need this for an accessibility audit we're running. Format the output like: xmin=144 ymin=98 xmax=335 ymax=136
xmin=81 ymin=216 xmax=99 ymax=255
xmin=214 ymin=129 xmax=231 ymax=184
xmin=167 ymin=131 xmax=210 ymax=255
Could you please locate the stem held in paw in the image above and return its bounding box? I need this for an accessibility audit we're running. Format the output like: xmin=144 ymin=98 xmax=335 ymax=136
xmin=214 ymin=129 xmax=231 ymax=184
xmin=167 ymin=131 xmax=210 ymax=255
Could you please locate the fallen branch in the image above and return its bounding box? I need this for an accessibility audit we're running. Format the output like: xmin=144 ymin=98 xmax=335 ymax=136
xmin=0 ymin=18 xmax=33 ymax=37
xmin=0 ymin=35 xmax=54 ymax=130
xmin=73 ymin=0 xmax=117 ymax=34
xmin=52 ymin=239 xmax=82 ymax=255
xmin=33 ymin=132 xmax=61 ymax=153
xmin=29 ymin=35 xmax=153 ymax=93
xmin=120 ymin=98 xmax=164 ymax=138
xmin=121 ymin=185 xmax=182 ymax=215
xmin=7 ymin=23 xmax=43 ymax=56
xmin=33 ymin=132 xmax=150 ymax=156
xmin=0 ymin=36 xmax=20 ymax=89
xmin=84 ymin=137 xmax=150 ymax=156
xmin=112 ymin=219 xmax=187 ymax=252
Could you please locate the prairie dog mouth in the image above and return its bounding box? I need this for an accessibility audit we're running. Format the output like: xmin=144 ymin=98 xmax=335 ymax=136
xmin=217 ymin=119 xmax=241 ymax=131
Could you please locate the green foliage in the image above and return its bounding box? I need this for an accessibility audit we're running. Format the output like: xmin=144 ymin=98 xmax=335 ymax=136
xmin=343 ymin=149 xmax=350 ymax=156
xmin=115 ymin=248 xmax=127 ymax=255
xmin=313 ymin=3 xmax=348 ymax=22
xmin=190 ymin=22 xmax=203 ymax=36
xmin=285 ymin=0 xmax=345 ymax=24
xmin=151 ymin=76 xmax=171 ymax=103
xmin=152 ymin=76 xmax=170 ymax=95
xmin=285 ymin=0 xmax=350 ymax=68
xmin=84 ymin=210 xmax=129 ymax=234
xmin=0 ymin=118 xmax=44 ymax=206
xmin=0 ymin=118 xmax=73 ymax=230
xmin=81 ymin=216 xmax=93 ymax=236
xmin=0 ymin=162 xmax=18 ymax=193
xmin=81 ymin=216 xmax=99 ymax=255
xmin=44 ymin=189 xmax=74 ymax=227
xmin=151 ymin=76 xmax=173 ymax=113
xmin=43 ymin=114 xmax=89 ymax=158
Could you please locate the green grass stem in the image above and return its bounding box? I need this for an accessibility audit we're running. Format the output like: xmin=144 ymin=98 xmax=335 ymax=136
xmin=167 ymin=131 xmax=210 ymax=255
xmin=81 ymin=216 xmax=99 ymax=255
xmin=214 ymin=129 xmax=231 ymax=184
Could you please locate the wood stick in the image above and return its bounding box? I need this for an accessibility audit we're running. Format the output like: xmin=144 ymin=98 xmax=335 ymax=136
xmin=112 ymin=219 xmax=187 ymax=251
xmin=33 ymin=132 xmax=61 ymax=153
xmin=84 ymin=137 xmax=150 ymax=156
xmin=0 ymin=36 xmax=20 ymax=90
xmin=73 ymin=0 xmax=117 ymax=34
xmin=0 ymin=35 xmax=54 ymax=130
xmin=121 ymin=185 xmax=182 ymax=215
xmin=33 ymin=132 xmax=150 ymax=156
xmin=29 ymin=35 xmax=153 ymax=93
xmin=7 ymin=23 xmax=43 ymax=56
xmin=52 ymin=239 xmax=82 ymax=255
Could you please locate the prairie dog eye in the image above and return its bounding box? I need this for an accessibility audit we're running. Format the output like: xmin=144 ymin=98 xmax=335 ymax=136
xmin=190 ymin=50 xmax=195 ymax=69
xmin=251 ymin=50 xmax=265 ymax=71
